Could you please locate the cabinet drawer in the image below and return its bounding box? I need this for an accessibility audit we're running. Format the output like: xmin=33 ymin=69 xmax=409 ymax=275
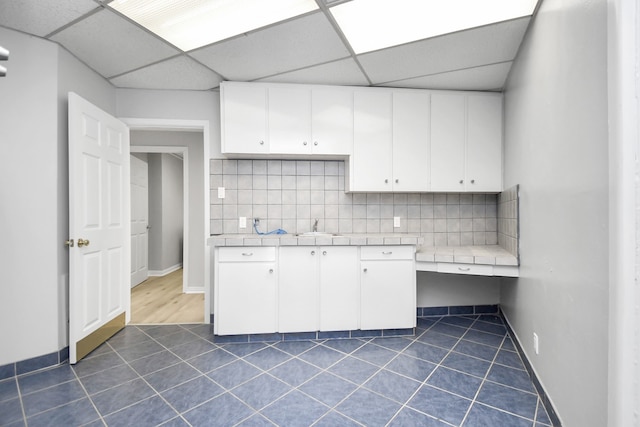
xmin=437 ymin=263 xmax=493 ymax=276
xmin=218 ymin=247 xmax=275 ymax=262
xmin=360 ymin=246 xmax=414 ymax=260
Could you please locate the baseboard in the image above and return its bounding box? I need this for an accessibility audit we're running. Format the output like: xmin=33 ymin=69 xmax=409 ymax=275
xmin=148 ymin=263 xmax=182 ymax=277
xmin=0 ymin=347 xmax=69 ymax=381
xmin=184 ymin=286 xmax=204 ymax=294
xmin=501 ymin=310 xmax=562 ymax=427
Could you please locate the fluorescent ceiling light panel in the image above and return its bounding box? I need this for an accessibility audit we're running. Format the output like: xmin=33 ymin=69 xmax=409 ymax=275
xmin=110 ymin=0 xmax=319 ymax=51
xmin=330 ymin=0 xmax=538 ymax=54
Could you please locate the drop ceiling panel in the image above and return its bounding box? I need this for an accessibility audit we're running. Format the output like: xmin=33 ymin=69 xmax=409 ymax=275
xmin=190 ymin=12 xmax=351 ymax=81
xmin=50 ymin=9 xmax=180 ymax=78
xmin=257 ymin=58 xmax=369 ymax=86
xmin=0 ymin=0 xmax=99 ymax=37
xmin=358 ymin=17 xmax=530 ymax=85
xmin=109 ymin=56 xmax=223 ymax=90
xmin=380 ymin=62 xmax=513 ymax=91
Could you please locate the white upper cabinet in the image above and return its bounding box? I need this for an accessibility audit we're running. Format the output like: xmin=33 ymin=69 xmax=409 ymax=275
xmin=431 ymin=92 xmax=503 ymax=192
xmin=392 ymin=91 xmax=430 ymax=192
xmin=221 ymin=83 xmax=269 ymax=154
xmin=268 ymin=86 xmax=312 ymax=155
xmin=466 ymin=95 xmax=503 ymax=192
xmin=430 ymin=93 xmax=466 ymax=191
xmin=351 ymin=91 xmax=394 ymax=191
xmin=221 ymin=82 xmax=353 ymax=157
xmin=311 ymin=89 xmax=353 ymax=155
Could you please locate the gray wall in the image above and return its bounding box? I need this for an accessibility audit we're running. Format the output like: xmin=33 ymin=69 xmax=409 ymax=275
xmin=0 ymin=27 xmax=115 ymax=366
xmin=148 ymin=154 xmax=184 ymax=272
xmin=500 ymin=0 xmax=609 ymax=425
xmin=131 ymin=131 xmax=203 ymax=291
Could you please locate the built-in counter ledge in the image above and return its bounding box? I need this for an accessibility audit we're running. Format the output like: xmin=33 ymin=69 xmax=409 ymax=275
xmin=207 ymin=234 xmax=424 ymax=247
xmin=416 ymin=245 xmax=519 ymax=277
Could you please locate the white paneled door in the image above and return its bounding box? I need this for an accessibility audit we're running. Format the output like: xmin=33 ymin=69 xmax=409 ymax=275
xmin=130 ymin=155 xmax=149 ymax=287
xmin=68 ymin=92 xmax=130 ymax=364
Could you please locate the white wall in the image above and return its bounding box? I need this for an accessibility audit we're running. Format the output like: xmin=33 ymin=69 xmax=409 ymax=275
xmin=0 ymin=28 xmax=115 ymax=365
xmin=147 ymin=154 xmax=183 ymax=272
xmin=131 ymin=131 xmax=204 ymax=291
xmin=417 ymin=273 xmax=500 ymax=307
xmin=500 ymin=0 xmax=609 ymax=425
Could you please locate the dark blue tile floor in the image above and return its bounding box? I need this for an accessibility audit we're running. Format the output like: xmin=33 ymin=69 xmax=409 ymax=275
xmin=0 ymin=315 xmax=554 ymax=426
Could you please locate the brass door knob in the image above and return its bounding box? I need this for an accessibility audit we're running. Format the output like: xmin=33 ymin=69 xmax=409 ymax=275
xmin=77 ymin=238 xmax=90 ymax=247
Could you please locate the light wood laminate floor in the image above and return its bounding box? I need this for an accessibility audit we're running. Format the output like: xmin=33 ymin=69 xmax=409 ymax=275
xmin=131 ymin=269 xmax=204 ymax=324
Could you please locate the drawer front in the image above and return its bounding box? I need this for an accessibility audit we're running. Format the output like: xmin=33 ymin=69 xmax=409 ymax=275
xmin=437 ymin=263 xmax=493 ymax=276
xmin=360 ymin=245 xmax=414 ymax=260
xmin=218 ymin=246 xmax=276 ymax=262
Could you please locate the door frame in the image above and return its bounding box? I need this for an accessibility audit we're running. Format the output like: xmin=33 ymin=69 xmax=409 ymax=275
xmin=130 ymin=146 xmax=189 ymax=292
xmin=121 ymin=118 xmax=211 ymax=323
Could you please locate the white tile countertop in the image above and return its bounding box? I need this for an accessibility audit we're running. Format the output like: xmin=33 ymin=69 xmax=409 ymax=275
xmin=208 ymin=233 xmax=424 ymax=247
xmin=416 ymin=245 xmax=518 ymax=266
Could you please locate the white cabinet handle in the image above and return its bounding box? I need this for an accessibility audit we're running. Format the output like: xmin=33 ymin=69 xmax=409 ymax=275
xmin=459 ymin=179 xmax=464 ymax=184
xmin=471 ymin=179 xmax=475 ymax=184
xmin=259 ymin=141 xmax=264 ymax=145
xmin=322 ymin=251 xmax=327 ymax=256
xmin=311 ymin=250 xmax=316 ymax=255
xmin=314 ymin=141 xmax=318 ymax=146
xmin=382 ymin=251 xmax=392 ymax=255
xmin=303 ymin=141 xmax=308 ymax=146
xmin=384 ymin=179 xmax=389 ymax=183
xmin=242 ymin=252 xmax=253 ymax=256
xmin=363 ymin=268 xmax=368 ymax=273
xmin=458 ymin=267 xmax=471 ymax=271
xmin=269 ymin=268 xmax=274 ymax=273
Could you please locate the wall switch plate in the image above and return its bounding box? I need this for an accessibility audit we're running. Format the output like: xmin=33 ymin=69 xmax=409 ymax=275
xmin=533 ymin=332 xmax=539 ymax=355
xmin=217 ymin=187 xmax=225 ymax=198
xmin=393 ymin=216 xmax=401 ymax=227
xmin=239 ymin=217 xmax=246 ymax=229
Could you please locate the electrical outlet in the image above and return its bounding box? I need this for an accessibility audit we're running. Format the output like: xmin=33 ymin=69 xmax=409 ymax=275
xmin=393 ymin=216 xmax=401 ymax=227
xmin=533 ymin=332 xmax=539 ymax=355
xmin=239 ymin=217 xmax=246 ymax=229
xmin=217 ymin=187 xmax=225 ymax=198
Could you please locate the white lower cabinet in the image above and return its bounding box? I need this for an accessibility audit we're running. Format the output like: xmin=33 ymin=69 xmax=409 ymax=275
xmin=360 ymin=246 xmax=416 ymax=330
xmin=319 ymin=247 xmax=359 ymax=331
xmin=215 ymin=247 xmax=277 ymax=335
xmin=278 ymin=246 xmax=359 ymax=332
xmin=214 ymin=245 xmax=416 ymax=335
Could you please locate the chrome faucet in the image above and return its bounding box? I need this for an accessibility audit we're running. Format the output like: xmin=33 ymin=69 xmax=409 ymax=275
xmin=313 ymin=219 xmax=319 ymax=233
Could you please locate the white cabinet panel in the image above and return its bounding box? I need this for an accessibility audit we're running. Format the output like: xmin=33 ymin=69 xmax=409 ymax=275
xmin=351 ymin=91 xmax=393 ymax=191
xmin=217 ymin=260 xmax=277 ymax=335
xmin=221 ymin=83 xmax=268 ymax=154
xmin=215 ymin=247 xmax=276 ymax=335
xmin=319 ymin=247 xmax=359 ymax=331
xmin=278 ymin=247 xmax=319 ymax=333
xmin=467 ymin=95 xmax=503 ymax=191
xmin=392 ymin=91 xmax=430 ymax=192
xmin=311 ymin=89 xmax=353 ymax=155
xmin=430 ymin=92 xmax=503 ymax=192
xmin=268 ymin=86 xmax=311 ymax=155
xmin=430 ymin=93 xmax=466 ymax=191
xmin=360 ymin=246 xmax=416 ymax=330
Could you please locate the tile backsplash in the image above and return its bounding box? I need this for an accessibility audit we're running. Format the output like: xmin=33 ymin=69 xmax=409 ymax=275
xmin=497 ymin=184 xmax=519 ymax=257
xmin=210 ymin=159 xmax=499 ymax=246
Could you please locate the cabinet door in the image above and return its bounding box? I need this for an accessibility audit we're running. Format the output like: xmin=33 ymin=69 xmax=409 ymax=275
xmin=360 ymin=260 xmax=416 ymax=330
xmin=430 ymin=93 xmax=466 ymax=191
xmin=311 ymin=89 xmax=353 ymax=155
xmin=221 ymin=83 xmax=269 ymax=154
xmin=392 ymin=92 xmax=430 ymax=191
xmin=268 ymin=86 xmax=311 ymax=154
xmin=351 ymin=91 xmax=393 ymax=191
xmin=217 ymin=262 xmax=276 ymax=335
xmin=466 ymin=95 xmax=503 ymax=192
xmin=278 ymin=247 xmax=319 ymax=333
xmin=319 ymin=247 xmax=359 ymax=331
